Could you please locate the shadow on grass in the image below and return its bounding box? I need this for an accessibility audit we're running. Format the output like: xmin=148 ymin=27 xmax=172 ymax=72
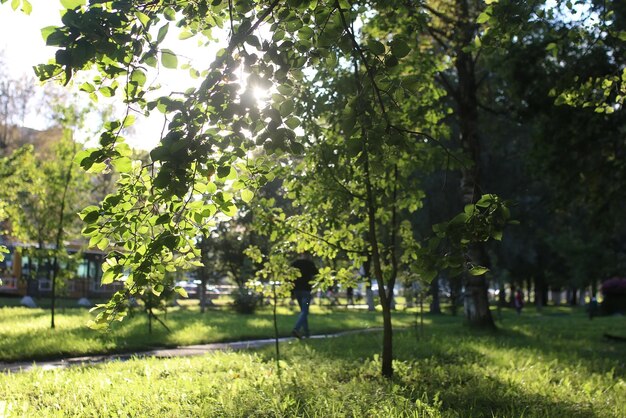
xmin=259 ymin=326 xmax=608 ymax=417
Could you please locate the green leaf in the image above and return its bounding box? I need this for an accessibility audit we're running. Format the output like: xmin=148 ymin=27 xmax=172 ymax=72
xmin=469 ymin=266 xmax=489 ymax=276
xmin=161 ymin=49 xmax=178 ymax=69
xmin=245 ymin=35 xmax=260 ymax=47
xmin=272 ymin=30 xmax=285 ymax=42
xmin=111 ymin=157 xmax=133 ymax=173
xmin=130 ymin=69 xmax=147 ymax=86
xmin=285 ymin=117 xmax=300 ymax=129
xmin=79 ymin=205 xmax=100 ymax=222
xmin=390 ymin=39 xmax=410 ymax=58
xmin=476 ymin=11 xmax=491 ymax=24
xmin=279 ymin=99 xmax=295 ymax=116
xmin=155 ymin=213 xmax=170 ymax=225
xmin=163 ymin=7 xmax=176 ymax=21
xmin=545 ymin=42 xmax=558 ymax=58
xmin=60 ymin=0 xmax=85 ymax=9
xmin=122 ymin=114 xmax=136 ymax=128
xmin=40 ymin=26 xmax=57 ymax=42
xmin=21 ymin=0 xmax=32 ymax=14
xmin=241 ymin=189 xmax=254 ymax=203
xmin=83 ymin=210 xmax=100 ymax=224
xmin=385 ymin=55 xmax=399 ymax=68
xmin=99 ymin=86 xmax=115 ymax=97
xmin=135 ymin=11 xmax=150 ymax=27
xmin=368 ymin=40 xmax=385 ymax=55
xmin=79 ymin=82 xmax=95 ymax=93
xmin=221 ymin=203 xmax=237 ymax=217
xmin=217 ymin=165 xmax=231 ymax=179
xmin=101 ymin=269 xmax=115 ymax=285
xmin=157 ymin=23 xmax=169 ymax=43
xmin=96 ymin=237 xmax=110 ymax=251
xmin=179 ymin=31 xmax=194 ymax=40
xmin=174 ymin=286 xmax=188 ymax=298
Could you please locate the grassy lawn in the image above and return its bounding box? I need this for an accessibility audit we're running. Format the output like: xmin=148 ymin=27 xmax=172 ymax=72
xmin=0 ymin=309 xmax=624 ymax=417
xmin=0 ymin=302 xmax=417 ymax=362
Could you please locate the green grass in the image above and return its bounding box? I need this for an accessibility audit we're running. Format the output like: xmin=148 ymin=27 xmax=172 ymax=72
xmin=0 ymin=309 xmax=624 ymax=417
xmin=0 ymin=302 xmax=417 ymax=362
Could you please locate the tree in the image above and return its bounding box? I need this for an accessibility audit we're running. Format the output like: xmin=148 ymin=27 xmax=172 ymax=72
xmin=9 ymin=0 xmax=509 ymax=377
xmin=480 ymin=0 xmax=626 ymax=301
xmin=0 ymin=102 xmax=93 ymax=327
xmin=0 ymin=52 xmax=36 ymax=153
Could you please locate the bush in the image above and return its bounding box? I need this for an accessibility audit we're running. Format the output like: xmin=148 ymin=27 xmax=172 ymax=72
xmin=601 ymin=277 xmax=626 ymax=315
xmin=231 ymin=288 xmax=261 ymax=314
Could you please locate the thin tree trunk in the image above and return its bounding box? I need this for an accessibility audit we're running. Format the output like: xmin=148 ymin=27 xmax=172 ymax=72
xmin=534 ymin=275 xmax=544 ymax=310
xmin=569 ymin=288 xmax=578 ymax=306
xmin=429 ymin=275 xmax=442 ymax=314
xmin=450 ymin=275 xmax=462 ymax=316
xmin=200 ymin=276 xmax=207 ymax=313
xmin=50 ymin=136 xmax=76 ymax=329
xmin=51 ymin=257 xmax=57 ymax=329
xmin=272 ymin=283 xmax=281 ymax=377
xmin=420 ymin=291 xmax=424 ymax=336
xmin=347 ymin=28 xmax=395 ymax=377
xmin=363 ymin=124 xmax=394 ymax=378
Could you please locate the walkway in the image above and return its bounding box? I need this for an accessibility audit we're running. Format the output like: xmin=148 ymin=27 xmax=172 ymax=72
xmin=0 ymin=328 xmax=383 ymax=374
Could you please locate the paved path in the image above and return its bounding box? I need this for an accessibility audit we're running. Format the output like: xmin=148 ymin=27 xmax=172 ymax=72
xmin=0 ymin=328 xmax=383 ymax=374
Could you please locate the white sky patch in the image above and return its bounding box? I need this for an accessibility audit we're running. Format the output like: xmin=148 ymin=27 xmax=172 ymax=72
xmin=0 ymin=1 xmax=233 ymax=151
xmin=0 ymin=1 xmax=62 ymax=131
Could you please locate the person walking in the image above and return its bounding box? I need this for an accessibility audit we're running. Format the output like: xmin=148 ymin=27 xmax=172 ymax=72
xmin=291 ymin=253 xmax=318 ymax=339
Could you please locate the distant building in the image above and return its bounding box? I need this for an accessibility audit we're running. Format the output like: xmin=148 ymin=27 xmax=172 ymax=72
xmin=0 ymin=241 xmax=122 ymax=298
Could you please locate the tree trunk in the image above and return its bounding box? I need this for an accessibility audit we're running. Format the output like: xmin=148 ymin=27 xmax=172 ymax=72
xmin=509 ymin=285 xmax=516 ymax=307
xmin=464 ymin=275 xmax=495 ymax=327
xmin=51 ymin=257 xmax=57 ymax=329
xmin=429 ymin=275 xmax=441 ymax=314
xmin=366 ymin=285 xmax=375 ymax=311
xmin=363 ymin=262 xmax=375 ymax=311
xmin=381 ymin=303 xmax=393 ymax=377
xmin=50 ymin=132 xmax=76 ymax=329
xmin=454 ymin=0 xmax=495 ymax=329
xmin=463 ymin=247 xmax=495 ymax=327
xmin=450 ymin=275 xmax=462 ymax=316
xmin=534 ymin=275 xmax=546 ymax=310
xmin=591 ymin=280 xmax=598 ymax=298
xmin=199 ymin=276 xmax=207 ymax=313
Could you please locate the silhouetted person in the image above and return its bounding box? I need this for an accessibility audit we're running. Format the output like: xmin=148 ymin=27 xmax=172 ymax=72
xmin=346 ymin=286 xmax=354 ymax=305
xmin=291 ymin=254 xmax=318 ymax=339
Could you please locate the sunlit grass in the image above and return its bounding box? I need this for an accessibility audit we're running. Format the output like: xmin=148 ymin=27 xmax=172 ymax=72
xmin=0 ymin=309 xmax=624 ymax=417
xmin=0 ymin=303 xmax=418 ymax=362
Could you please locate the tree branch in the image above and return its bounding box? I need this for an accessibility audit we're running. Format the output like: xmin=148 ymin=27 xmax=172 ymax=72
xmin=337 ymin=3 xmax=389 ymax=126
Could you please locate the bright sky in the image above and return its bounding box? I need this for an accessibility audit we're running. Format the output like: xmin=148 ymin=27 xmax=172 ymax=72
xmin=0 ymin=0 xmax=227 ymax=151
